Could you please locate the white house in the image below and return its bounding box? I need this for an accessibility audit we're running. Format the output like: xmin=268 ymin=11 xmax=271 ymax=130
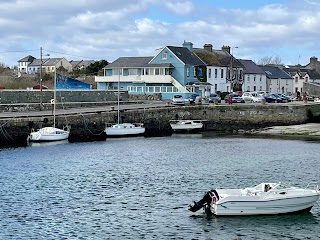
xmin=238 ymin=59 xmax=267 ymax=92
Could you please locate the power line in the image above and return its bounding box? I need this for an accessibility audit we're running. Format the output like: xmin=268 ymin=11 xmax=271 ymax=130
xmin=0 ymin=49 xmax=38 ymax=54
xmin=44 ymin=49 xmax=97 ymax=60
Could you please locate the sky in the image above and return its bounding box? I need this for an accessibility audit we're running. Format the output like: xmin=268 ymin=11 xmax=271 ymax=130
xmin=1 ymin=0 xmax=320 ymax=68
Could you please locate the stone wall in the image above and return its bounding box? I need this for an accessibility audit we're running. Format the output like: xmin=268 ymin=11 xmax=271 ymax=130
xmin=0 ymin=90 xmax=162 ymax=105
xmin=304 ymin=82 xmax=320 ymax=97
xmin=1 ymin=103 xmax=317 ymax=147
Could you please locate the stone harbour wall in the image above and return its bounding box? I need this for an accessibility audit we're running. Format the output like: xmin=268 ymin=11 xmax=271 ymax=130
xmin=1 ymin=103 xmax=318 ymax=147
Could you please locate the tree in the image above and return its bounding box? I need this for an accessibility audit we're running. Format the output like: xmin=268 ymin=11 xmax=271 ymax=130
xmin=257 ymin=56 xmax=283 ymax=66
xmin=85 ymin=60 xmax=109 ymax=76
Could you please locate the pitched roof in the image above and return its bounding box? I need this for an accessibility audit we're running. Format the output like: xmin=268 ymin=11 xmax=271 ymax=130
xmin=238 ymin=59 xmax=265 ymax=74
xmin=70 ymin=60 xmax=95 ymax=68
xmin=18 ymin=55 xmax=36 ymax=62
xmin=193 ymin=48 xmax=243 ymax=68
xmin=105 ymin=57 xmax=153 ymax=68
xmin=259 ymin=65 xmax=292 ymax=79
xmin=167 ymin=46 xmax=204 ymax=65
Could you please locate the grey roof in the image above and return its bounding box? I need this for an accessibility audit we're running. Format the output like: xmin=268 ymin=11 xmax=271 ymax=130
xmin=193 ymin=48 xmax=243 ymax=68
xmin=70 ymin=60 xmax=95 ymax=68
xmin=27 ymin=58 xmax=64 ymax=67
xmin=238 ymin=59 xmax=265 ymax=74
xmin=147 ymin=63 xmax=174 ymax=68
xmin=105 ymin=57 xmax=153 ymax=68
xmin=167 ymin=46 xmax=204 ymax=66
xmin=283 ymin=66 xmax=320 ymax=79
xmin=18 ymin=55 xmax=36 ymax=62
xmin=259 ymin=65 xmax=292 ymax=79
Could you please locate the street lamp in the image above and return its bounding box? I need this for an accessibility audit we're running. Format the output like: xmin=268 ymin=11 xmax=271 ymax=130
xmin=39 ymin=47 xmax=50 ymax=110
xmin=230 ymin=46 xmax=238 ymax=92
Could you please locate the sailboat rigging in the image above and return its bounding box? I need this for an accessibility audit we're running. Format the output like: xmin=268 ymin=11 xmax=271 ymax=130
xmin=105 ymin=67 xmax=145 ymax=137
xmin=28 ymin=72 xmax=70 ymax=142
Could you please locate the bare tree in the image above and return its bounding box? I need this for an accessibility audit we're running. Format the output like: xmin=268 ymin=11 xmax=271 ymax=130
xmin=257 ymin=56 xmax=283 ymax=65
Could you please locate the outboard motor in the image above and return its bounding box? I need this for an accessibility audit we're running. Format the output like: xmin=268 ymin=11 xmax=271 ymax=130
xmin=188 ymin=190 xmax=219 ymax=213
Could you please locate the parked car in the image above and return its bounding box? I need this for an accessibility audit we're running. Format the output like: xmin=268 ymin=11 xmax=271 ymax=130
xmin=242 ymin=92 xmax=264 ymax=103
xmin=224 ymin=93 xmax=245 ymax=103
xmin=208 ymin=93 xmax=221 ymax=103
xmin=278 ymin=93 xmax=294 ymax=102
xmin=172 ymin=94 xmax=185 ymax=105
xmin=263 ymin=94 xmax=277 ymax=103
xmin=188 ymin=93 xmax=199 ymax=104
xmin=269 ymin=93 xmax=284 ymax=103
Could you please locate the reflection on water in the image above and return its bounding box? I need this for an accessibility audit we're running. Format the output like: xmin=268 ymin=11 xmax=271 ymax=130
xmin=28 ymin=139 xmax=69 ymax=147
xmin=1 ymin=135 xmax=320 ymax=239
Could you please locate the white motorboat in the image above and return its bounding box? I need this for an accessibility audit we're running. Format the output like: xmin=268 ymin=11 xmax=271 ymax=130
xmin=189 ymin=182 xmax=320 ymax=216
xmin=105 ymin=123 xmax=145 ymax=136
xmin=170 ymin=120 xmax=203 ymax=132
xmin=28 ymin=73 xmax=70 ymax=142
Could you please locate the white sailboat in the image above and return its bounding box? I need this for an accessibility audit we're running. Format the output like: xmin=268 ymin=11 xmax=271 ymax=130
xmin=29 ymin=73 xmax=70 ymax=142
xmin=105 ymin=69 xmax=145 ymax=137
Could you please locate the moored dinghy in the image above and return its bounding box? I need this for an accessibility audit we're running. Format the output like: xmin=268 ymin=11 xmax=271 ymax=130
xmin=189 ymin=182 xmax=320 ymax=216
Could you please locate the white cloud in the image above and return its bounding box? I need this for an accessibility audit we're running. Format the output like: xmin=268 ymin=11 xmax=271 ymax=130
xmin=2 ymin=0 xmax=320 ymax=67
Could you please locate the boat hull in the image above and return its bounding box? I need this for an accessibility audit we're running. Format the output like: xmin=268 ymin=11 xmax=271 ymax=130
xmin=213 ymin=194 xmax=320 ymax=216
xmin=170 ymin=120 xmax=203 ymax=132
xmin=105 ymin=123 xmax=145 ymax=137
xmin=29 ymin=127 xmax=70 ymax=142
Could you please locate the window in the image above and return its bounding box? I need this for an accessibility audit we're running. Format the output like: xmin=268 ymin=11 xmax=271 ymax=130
xmin=215 ymin=69 xmax=217 ymax=78
xmin=254 ymin=75 xmax=256 ymax=81
xmin=239 ymin=70 xmax=243 ymax=80
xmin=208 ymin=69 xmax=211 ymax=78
xmin=253 ymin=86 xmax=256 ymax=91
xmin=305 ymin=77 xmax=309 ymax=82
xmin=247 ymin=76 xmax=250 ymax=82
xmin=162 ymin=52 xmax=167 ymax=59
xmin=193 ymin=68 xmax=196 ymax=77
xmin=159 ymin=68 xmax=164 ymax=75
xmin=186 ymin=67 xmax=190 ymax=78
xmin=221 ymin=69 xmax=224 ymax=78
xmin=260 ymin=76 xmax=262 ymax=82
xmin=113 ymin=69 xmax=122 ymax=75
xmin=295 ymin=76 xmax=298 ymax=83
xmin=129 ymin=69 xmax=138 ymax=75
xmin=155 ymin=68 xmax=160 ymax=75
xmin=259 ymin=86 xmax=262 ymax=91
xmin=247 ymin=86 xmax=250 ymax=91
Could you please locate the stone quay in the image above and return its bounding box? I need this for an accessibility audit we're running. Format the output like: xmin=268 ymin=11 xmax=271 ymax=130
xmin=1 ymin=101 xmax=320 ymax=147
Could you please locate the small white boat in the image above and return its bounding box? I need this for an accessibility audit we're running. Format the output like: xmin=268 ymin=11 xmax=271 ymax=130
xmin=170 ymin=120 xmax=203 ymax=132
xmin=29 ymin=126 xmax=70 ymax=142
xmin=105 ymin=123 xmax=145 ymax=137
xmin=189 ymin=182 xmax=320 ymax=216
xmin=28 ymin=73 xmax=70 ymax=142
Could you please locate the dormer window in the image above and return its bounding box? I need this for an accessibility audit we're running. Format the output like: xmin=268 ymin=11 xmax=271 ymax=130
xmin=162 ymin=52 xmax=167 ymax=60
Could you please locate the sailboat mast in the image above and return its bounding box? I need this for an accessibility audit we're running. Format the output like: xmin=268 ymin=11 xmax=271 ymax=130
xmin=117 ymin=70 xmax=120 ymax=124
xmin=53 ymin=72 xmax=56 ymax=128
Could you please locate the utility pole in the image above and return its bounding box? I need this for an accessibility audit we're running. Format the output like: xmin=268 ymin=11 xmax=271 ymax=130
xmin=230 ymin=46 xmax=238 ymax=92
xmin=40 ymin=47 xmax=43 ymax=110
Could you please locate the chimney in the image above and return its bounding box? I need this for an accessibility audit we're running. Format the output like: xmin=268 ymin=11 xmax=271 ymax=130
xmin=203 ymin=44 xmax=213 ymax=52
xmin=221 ymin=45 xmax=230 ymax=54
xmin=310 ymin=56 xmax=318 ymax=67
xmin=182 ymin=41 xmax=193 ymax=51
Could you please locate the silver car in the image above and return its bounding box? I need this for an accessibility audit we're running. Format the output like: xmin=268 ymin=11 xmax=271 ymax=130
xmin=172 ymin=94 xmax=185 ymax=105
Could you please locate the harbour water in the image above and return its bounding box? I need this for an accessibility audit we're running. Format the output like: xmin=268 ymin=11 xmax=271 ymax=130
xmin=0 ymin=134 xmax=320 ymax=239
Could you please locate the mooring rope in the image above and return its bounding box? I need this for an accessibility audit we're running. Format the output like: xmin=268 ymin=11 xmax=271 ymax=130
xmin=0 ymin=122 xmax=14 ymax=141
xmin=79 ymin=113 xmax=105 ymax=136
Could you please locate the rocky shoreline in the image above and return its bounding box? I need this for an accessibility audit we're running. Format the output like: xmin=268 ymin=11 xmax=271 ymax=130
xmin=255 ymin=123 xmax=320 ymax=139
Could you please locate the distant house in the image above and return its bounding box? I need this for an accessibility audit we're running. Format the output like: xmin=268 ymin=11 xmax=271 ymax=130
xmin=27 ymin=58 xmax=72 ymax=74
xmin=70 ymin=60 xmax=96 ymax=70
xmin=95 ymin=41 xmax=209 ymax=99
xmin=17 ymin=55 xmax=36 ymax=73
xmin=259 ymin=65 xmax=293 ymax=94
xmin=193 ymin=44 xmax=244 ymax=93
xmin=238 ymin=59 xmax=267 ymax=92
